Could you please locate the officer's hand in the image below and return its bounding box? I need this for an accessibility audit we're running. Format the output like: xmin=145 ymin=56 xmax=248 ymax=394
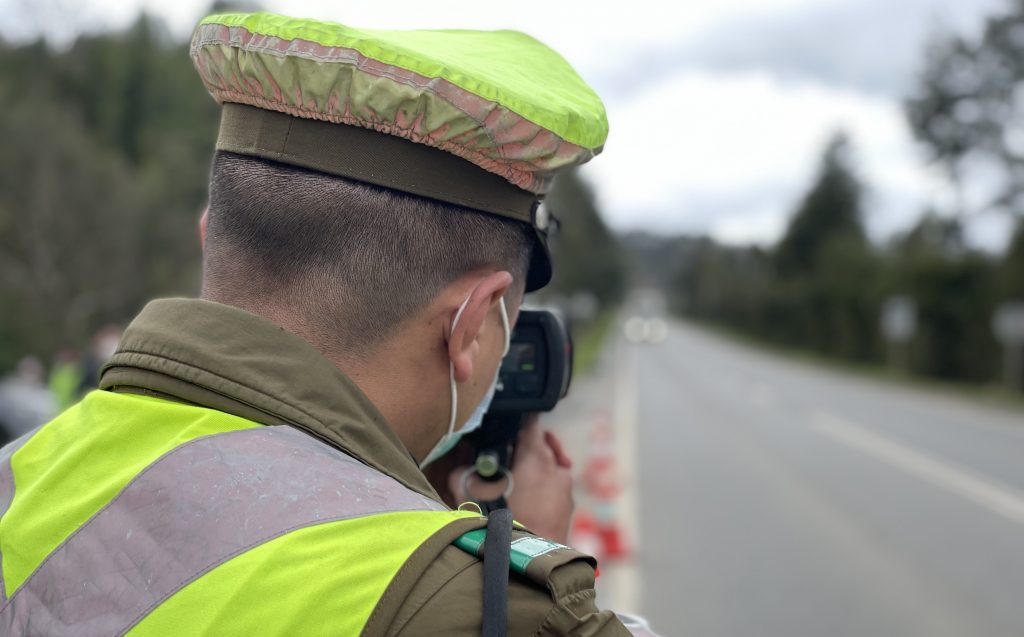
xmin=441 ymin=416 xmax=575 ymax=543
xmin=505 ymin=415 xmax=574 ymax=543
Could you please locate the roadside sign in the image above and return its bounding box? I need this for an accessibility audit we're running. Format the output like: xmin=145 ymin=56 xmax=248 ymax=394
xmin=881 ymin=295 xmax=916 ymax=343
xmin=993 ymin=302 xmax=1024 ymax=346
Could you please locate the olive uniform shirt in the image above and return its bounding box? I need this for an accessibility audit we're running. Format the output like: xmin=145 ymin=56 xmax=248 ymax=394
xmin=100 ymin=299 xmax=631 ymax=637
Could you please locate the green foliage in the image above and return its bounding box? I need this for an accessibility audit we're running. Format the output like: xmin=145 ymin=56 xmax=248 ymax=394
xmin=543 ymin=168 xmax=626 ymax=310
xmin=774 ymin=134 xmax=866 ymax=277
xmin=899 ymin=0 xmax=1024 ymax=384
xmin=0 ymin=15 xmax=220 ymax=371
xmin=903 ymin=254 xmax=998 ymax=381
xmin=999 ymin=220 xmax=1024 ymax=300
xmin=572 ymin=309 xmax=617 ymax=377
xmin=660 ymin=132 xmax=1014 ymax=385
xmin=872 ymin=213 xmax=999 ymax=381
xmin=671 ymin=134 xmax=882 ymax=362
xmin=906 ymin=0 xmax=1024 ymax=216
xmin=673 ymin=240 xmax=772 ymax=332
xmin=767 ymin=133 xmax=880 ymax=361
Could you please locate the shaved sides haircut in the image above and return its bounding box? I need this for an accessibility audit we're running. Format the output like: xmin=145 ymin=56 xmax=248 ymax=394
xmin=203 ymin=151 xmax=533 ymax=355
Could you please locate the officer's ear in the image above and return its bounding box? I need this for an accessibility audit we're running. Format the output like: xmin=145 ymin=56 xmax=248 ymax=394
xmin=448 ymin=271 xmax=512 ymax=384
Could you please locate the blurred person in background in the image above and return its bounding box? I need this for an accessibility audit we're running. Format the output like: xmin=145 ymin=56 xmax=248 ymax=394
xmin=47 ymin=347 xmax=82 ymax=412
xmin=76 ymin=324 xmax=122 ymax=396
xmin=0 ymin=356 xmax=57 ymax=444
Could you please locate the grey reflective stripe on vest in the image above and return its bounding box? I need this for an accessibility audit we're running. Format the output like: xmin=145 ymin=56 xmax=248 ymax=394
xmin=0 ymin=430 xmax=39 ymax=601
xmin=0 ymin=425 xmax=446 ymax=636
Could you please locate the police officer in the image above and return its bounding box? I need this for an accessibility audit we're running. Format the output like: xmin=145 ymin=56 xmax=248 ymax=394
xmin=0 ymin=11 xmax=657 ymax=636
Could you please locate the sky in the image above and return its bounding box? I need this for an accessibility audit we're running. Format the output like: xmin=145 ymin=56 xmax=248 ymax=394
xmin=3 ymin=0 xmax=1015 ymax=249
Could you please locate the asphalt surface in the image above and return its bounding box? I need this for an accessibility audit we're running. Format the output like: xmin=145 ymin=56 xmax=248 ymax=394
xmin=550 ymin=311 xmax=1024 ymax=637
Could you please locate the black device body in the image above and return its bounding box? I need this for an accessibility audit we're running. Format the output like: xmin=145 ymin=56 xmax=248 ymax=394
xmin=462 ymin=309 xmax=572 ymax=481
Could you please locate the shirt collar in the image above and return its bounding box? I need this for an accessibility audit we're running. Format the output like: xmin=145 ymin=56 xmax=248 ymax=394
xmin=100 ymin=298 xmax=442 ymax=503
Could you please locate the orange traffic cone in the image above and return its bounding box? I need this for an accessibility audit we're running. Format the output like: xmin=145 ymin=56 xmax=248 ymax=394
xmin=579 ymin=412 xmax=630 ymax=561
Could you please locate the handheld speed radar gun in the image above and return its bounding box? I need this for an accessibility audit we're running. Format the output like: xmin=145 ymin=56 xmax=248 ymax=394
xmin=462 ymin=309 xmax=572 ymax=510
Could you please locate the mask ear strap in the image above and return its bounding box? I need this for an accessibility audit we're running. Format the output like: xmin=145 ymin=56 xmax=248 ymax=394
xmin=419 ymin=295 xmax=472 ymax=470
xmin=448 ymin=295 xmax=472 ymax=434
xmin=499 ymin=297 xmax=511 ymax=356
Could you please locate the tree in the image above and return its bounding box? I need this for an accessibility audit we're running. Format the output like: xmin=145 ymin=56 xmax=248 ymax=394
xmin=0 ymin=15 xmax=218 ymax=371
xmin=906 ymin=1 xmax=1024 ymax=219
xmin=543 ymin=169 xmax=626 ymax=309
xmin=998 ymin=219 xmax=1024 ymax=300
xmin=0 ymin=87 xmax=143 ymax=366
xmin=774 ymin=133 xmax=867 ymax=277
xmin=875 ymin=212 xmax=1001 ymax=382
xmin=768 ymin=134 xmax=880 ymax=360
xmin=897 ymin=210 xmax=966 ymax=259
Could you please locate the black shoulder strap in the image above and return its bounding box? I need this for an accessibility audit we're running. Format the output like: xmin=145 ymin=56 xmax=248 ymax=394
xmin=482 ymin=508 xmax=513 ymax=637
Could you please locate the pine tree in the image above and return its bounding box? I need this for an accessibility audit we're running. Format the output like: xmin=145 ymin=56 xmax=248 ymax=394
xmin=544 ymin=169 xmax=626 ymax=309
xmin=774 ymin=133 xmax=866 ymax=277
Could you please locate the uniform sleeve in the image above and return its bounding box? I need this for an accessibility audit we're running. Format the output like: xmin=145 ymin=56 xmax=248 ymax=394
xmin=384 ymin=543 xmax=631 ymax=637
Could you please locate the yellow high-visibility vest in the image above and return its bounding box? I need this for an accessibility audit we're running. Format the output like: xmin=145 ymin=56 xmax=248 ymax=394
xmin=0 ymin=391 xmax=480 ymax=635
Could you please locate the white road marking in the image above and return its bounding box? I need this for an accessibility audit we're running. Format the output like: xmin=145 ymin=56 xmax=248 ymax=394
xmin=811 ymin=411 xmax=1024 ymax=527
xmin=604 ymin=338 xmax=642 ymax=615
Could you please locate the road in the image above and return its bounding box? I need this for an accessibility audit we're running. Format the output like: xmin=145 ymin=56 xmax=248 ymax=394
xmin=549 ymin=312 xmax=1024 ymax=637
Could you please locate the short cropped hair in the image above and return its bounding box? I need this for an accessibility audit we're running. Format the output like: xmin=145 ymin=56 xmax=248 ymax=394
xmin=203 ymin=151 xmax=532 ymax=354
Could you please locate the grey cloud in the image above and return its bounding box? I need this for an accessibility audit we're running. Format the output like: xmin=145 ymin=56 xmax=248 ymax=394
xmin=608 ymin=179 xmax=802 ymax=235
xmin=593 ymin=0 xmax=1005 ymax=100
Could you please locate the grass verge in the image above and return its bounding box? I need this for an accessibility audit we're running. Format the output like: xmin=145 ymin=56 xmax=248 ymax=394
xmin=572 ymin=309 xmax=618 ymax=377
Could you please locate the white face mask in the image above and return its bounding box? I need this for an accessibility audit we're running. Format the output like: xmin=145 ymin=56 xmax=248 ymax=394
xmin=419 ymin=295 xmax=511 ymax=469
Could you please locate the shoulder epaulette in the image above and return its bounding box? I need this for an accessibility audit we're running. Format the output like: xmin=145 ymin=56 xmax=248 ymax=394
xmin=453 ymin=527 xmax=586 ymax=576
